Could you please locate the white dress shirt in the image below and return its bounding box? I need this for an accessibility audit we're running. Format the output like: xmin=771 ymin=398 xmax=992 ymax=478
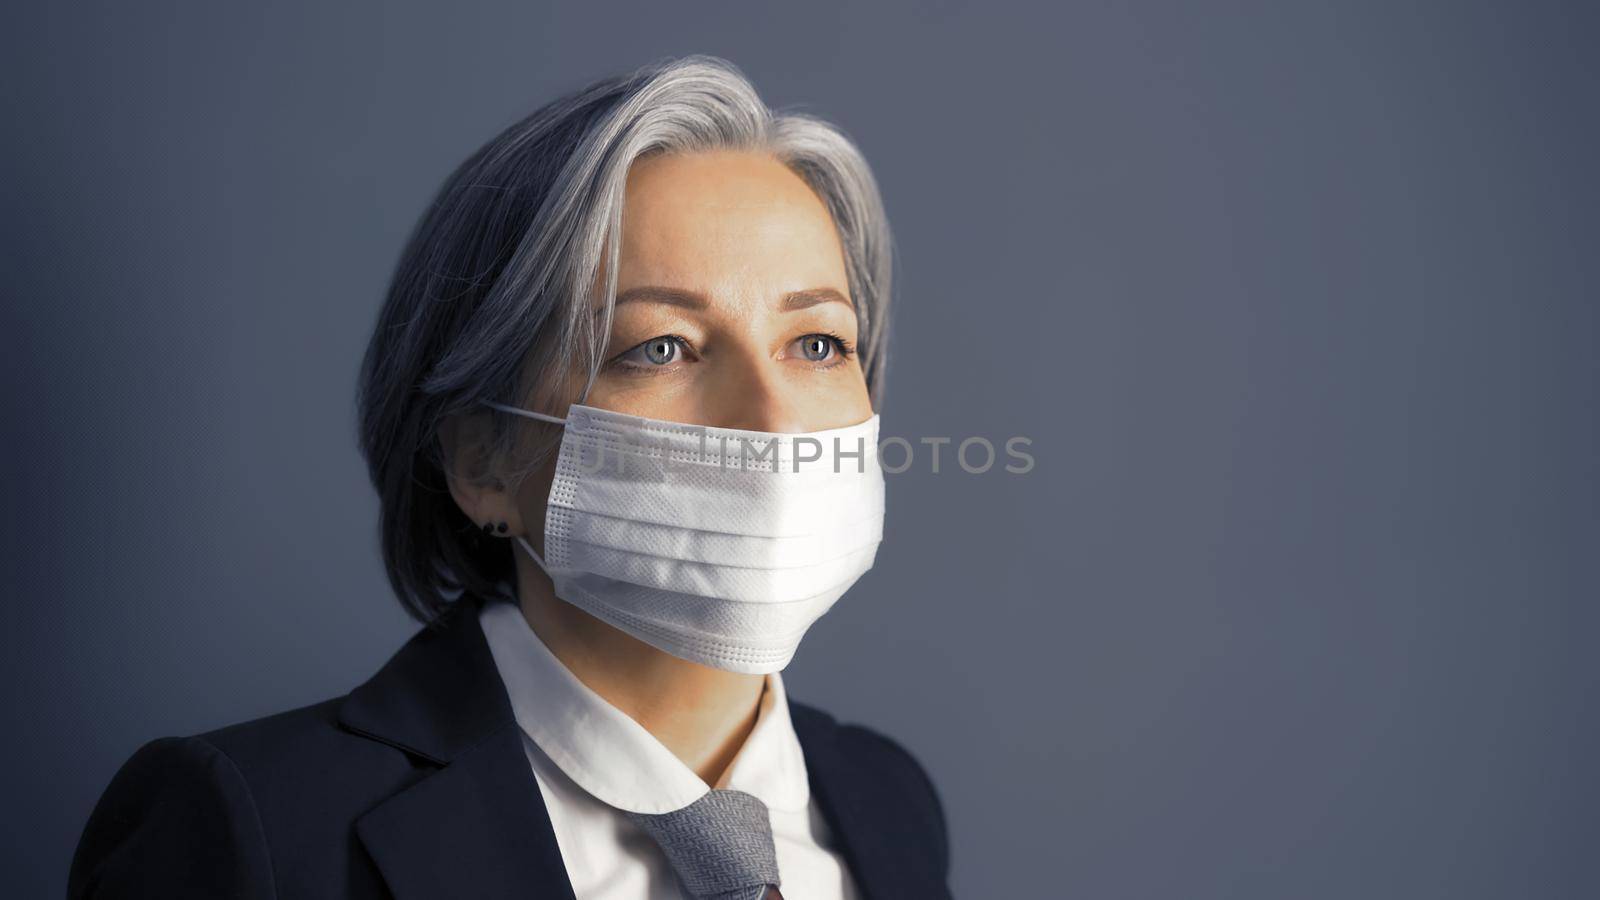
xmin=477 ymin=597 xmax=861 ymax=899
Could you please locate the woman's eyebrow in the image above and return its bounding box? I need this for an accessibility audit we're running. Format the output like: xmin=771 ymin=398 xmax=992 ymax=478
xmin=612 ymin=286 xmax=854 ymax=311
xmin=615 ymin=286 xmax=707 ymax=309
xmin=779 ymin=287 xmax=853 ymax=311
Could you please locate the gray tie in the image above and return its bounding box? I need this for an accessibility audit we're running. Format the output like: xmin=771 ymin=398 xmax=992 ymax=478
xmin=623 ymin=788 xmax=782 ymax=900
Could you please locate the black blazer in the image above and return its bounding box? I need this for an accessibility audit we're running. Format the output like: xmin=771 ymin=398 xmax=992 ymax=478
xmin=68 ymin=594 xmax=953 ymax=899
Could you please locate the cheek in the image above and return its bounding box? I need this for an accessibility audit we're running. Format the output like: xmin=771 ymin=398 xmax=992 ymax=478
xmin=798 ymin=366 xmax=874 ymax=429
xmin=581 ymin=371 xmax=701 ymax=423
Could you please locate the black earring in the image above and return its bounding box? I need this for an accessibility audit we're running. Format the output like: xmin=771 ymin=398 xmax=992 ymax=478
xmin=496 ymin=522 xmax=508 ymax=534
xmin=480 ymin=522 xmax=494 ymax=535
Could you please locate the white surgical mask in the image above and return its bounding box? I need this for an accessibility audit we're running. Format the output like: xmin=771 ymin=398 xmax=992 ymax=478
xmin=480 ymin=400 xmax=886 ymax=674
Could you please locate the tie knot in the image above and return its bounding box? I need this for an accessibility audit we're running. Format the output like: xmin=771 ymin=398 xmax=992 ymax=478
xmin=623 ymin=788 xmax=781 ymax=899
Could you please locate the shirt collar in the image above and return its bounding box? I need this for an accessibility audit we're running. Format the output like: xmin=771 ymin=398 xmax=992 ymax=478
xmin=476 ymin=595 xmax=811 ymax=815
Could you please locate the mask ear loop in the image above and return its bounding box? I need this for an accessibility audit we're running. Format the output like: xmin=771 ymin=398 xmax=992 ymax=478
xmin=479 ymin=399 xmax=567 ymax=425
xmin=479 ymin=399 xmax=568 ymax=571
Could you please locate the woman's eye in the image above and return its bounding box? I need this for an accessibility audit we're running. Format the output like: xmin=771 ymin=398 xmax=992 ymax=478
xmin=793 ymin=333 xmax=854 ymax=365
xmin=614 ymin=335 xmax=689 ymax=370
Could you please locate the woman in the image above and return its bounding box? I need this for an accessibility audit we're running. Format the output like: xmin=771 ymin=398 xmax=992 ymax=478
xmin=69 ymin=55 xmax=951 ymax=899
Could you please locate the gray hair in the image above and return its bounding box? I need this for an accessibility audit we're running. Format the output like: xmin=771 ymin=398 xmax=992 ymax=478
xmin=357 ymin=54 xmax=896 ymax=623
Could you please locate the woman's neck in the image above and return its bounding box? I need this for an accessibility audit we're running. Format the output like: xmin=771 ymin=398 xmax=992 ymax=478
xmin=512 ymin=567 xmax=766 ymax=787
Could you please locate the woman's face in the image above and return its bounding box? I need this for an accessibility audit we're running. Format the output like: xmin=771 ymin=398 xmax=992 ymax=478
xmin=456 ymin=150 xmax=872 ymax=551
xmin=582 ymin=150 xmax=872 ymax=432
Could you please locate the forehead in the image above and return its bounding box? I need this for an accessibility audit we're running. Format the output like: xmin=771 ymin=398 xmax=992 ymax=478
xmin=616 ymin=150 xmax=848 ymax=290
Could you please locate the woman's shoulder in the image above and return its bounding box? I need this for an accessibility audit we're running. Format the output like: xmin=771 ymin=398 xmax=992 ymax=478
xmin=69 ymin=694 xmax=415 ymax=899
xmin=107 ymin=690 xmax=423 ymax=815
xmin=69 ymin=730 xmax=276 ymax=898
xmin=195 ymin=694 xmax=399 ymax=775
xmin=786 ymin=698 xmax=952 ymax=879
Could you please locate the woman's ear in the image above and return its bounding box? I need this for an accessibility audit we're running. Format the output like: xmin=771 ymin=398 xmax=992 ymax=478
xmin=438 ymin=411 xmax=525 ymax=537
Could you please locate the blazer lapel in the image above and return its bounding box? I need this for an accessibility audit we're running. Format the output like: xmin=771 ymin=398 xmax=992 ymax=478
xmin=790 ymin=702 xmax=951 ymax=900
xmin=337 ymin=594 xmax=576 ymax=900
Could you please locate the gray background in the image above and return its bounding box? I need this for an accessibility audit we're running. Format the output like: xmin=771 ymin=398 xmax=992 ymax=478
xmin=5 ymin=1 xmax=1596 ymax=896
